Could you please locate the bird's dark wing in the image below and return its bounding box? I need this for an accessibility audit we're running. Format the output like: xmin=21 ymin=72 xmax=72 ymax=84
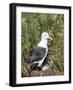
xmin=26 ymin=47 xmax=46 ymax=64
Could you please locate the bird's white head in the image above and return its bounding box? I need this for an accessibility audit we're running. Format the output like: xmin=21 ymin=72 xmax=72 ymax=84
xmin=38 ymin=32 xmax=53 ymax=48
xmin=41 ymin=32 xmax=53 ymax=40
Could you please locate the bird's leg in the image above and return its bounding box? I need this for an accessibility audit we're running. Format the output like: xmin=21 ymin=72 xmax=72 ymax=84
xmin=40 ymin=71 xmax=43 ymax=76
xmin=40 ymin=66 xmax=43 ymax=76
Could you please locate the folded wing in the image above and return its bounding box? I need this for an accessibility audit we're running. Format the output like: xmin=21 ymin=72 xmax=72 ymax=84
xmin=26 ymin=47 xmax=46 ymax=64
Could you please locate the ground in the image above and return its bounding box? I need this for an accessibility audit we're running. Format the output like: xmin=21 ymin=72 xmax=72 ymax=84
xmin=21 ymin=63 xmax=64 ymax=77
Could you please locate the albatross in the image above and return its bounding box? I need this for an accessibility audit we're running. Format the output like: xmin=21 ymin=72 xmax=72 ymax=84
xmin=26 ymin=32 xmax=53 ymax=71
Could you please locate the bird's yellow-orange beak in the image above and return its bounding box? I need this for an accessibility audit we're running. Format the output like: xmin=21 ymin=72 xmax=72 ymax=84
xmin=48 ymin=36 xmax=53 ymax=41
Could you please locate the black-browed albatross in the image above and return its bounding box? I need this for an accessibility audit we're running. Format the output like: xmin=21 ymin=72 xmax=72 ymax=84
xmin=26 ymin=32 xmax=53 ymax=71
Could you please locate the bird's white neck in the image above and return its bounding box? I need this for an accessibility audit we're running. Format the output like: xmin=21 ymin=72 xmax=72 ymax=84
xmin=37 ymin=38 xmax=48 ymax=48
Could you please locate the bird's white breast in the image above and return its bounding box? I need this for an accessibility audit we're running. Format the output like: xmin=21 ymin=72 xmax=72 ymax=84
xmin=37 ymin=39 xmax=48 ymax=49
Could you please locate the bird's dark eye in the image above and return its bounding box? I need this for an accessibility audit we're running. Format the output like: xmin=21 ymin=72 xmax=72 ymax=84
xmin=45 ymin=34 xmax=47 ymax=36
